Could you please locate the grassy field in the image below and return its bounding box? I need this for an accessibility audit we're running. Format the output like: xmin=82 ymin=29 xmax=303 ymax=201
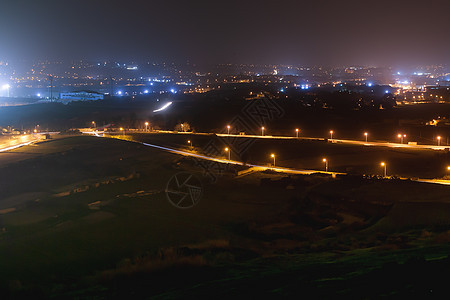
xmin=0 ymin=135 xmax=449 ymax=298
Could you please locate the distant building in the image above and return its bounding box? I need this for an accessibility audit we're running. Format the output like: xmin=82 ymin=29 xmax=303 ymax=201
xmin=59 ymin=91 xmax=104 ymax=101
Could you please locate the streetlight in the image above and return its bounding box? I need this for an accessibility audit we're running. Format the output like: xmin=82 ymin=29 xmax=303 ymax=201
xmin=437 ymin=136 xmax=441 ymax=146
xmin=329 ymin=130 xmax=334 ymax=139
xmin=92 ymin=121 xmax=96 ymax=128
xmin=271 ymin=153 xmax=276 ymax=167
xmin=187 ymin=140 xmax=192 ymax=149
xmin=397 ymin=133 xmax=402 ymax=143
xmin=364 ymin=132 xmax=368 ymax=142
xmin=447 ymin=166 xmax=450 ymax=171
xmin=224 ymin=147 xmax=230 ymax=160
xmin=120 ymin=127 xmax=124 ymax=134
xmin=295 ymin=128 xmax=299 ymax=138
xmin=381 ymin=162 xmax=387 ymax=177
xmin=261 ymin=126 xmax=265 ymax=136
xmin=2 ymin=84 xmax=10 ymax=97
xmin=322 ymin=158 xmax=328 ymax=172
xmin=227 ymin=125 xmax=230 ymax=135
xmin=145 ymin=122 xmax=149 ymax=132
xmin=181 ymin=123 xmax=184 ymax=132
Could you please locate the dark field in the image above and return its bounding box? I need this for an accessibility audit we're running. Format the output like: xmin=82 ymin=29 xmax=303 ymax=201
xmin=0 ymin=135 xmax=449 ymax=298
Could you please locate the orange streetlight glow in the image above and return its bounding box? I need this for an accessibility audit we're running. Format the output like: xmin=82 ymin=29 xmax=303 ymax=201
xmin=224 ymin=147 xmax=230 ymax=160
xmin=322 ymin=158 xmax=328 ymax=172
xmin=381 ymin=162 xmax=387 ymax=177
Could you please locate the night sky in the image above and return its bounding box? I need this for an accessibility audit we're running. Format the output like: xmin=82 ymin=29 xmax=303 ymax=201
xmin=0 ymin=0 xmax=449 ymax=66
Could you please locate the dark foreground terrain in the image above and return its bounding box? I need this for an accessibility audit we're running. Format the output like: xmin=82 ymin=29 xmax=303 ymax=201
xmin=0 ymin=135 xmax=449 ymax=298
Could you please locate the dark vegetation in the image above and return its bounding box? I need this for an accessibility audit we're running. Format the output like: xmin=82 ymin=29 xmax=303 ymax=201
xmin=0 ymin=136 xmax=449 ymax=298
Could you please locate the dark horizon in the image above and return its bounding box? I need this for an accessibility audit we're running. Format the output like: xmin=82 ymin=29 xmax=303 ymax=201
xmin=0 ymin=0 xmax=449 ymax=66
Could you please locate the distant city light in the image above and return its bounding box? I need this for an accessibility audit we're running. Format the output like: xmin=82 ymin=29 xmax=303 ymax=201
xmin=170 ymin=88 xmax=176 ymax=93
xmin=153 ymin=101 xmax=173 ymax=113
xmin=117 ymin=90 xmax=123 ymax=95
xmin=367 ymin=83 xmax=373 ymax=87
xmin=144 ymin=90 xmax=149 ymax=94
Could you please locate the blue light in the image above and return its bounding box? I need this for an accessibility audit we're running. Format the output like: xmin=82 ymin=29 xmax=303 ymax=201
xmin=37 ymin=93 xmax=41 ymax=97
xmin=144 ymin=90 xmax=149 ymax=94
xmin=367 ymin=83 xmax=373 ymax=87
xmin=385 ymin=90 xmax=389 ymax=94
xmin=117 ymin=90 xmax=123 ymax=95
xmin=170 ymin=88 xmax=176 ymax=94
xmin=280 ymin=88 xmax=284 ymax=92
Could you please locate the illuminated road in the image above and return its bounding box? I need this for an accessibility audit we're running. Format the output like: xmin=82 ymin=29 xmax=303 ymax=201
xmin=139 ymin=141 xmax=344 ymax=176
xmin=0 ymin=134 xmax=42 ymax=153
xmin=87 ymin=129 xmax=450 ymax=151
xmin=83 ymin=131 xmax=450 ymax=186
xmin=139 ymin=140 xmax=450 ymax=185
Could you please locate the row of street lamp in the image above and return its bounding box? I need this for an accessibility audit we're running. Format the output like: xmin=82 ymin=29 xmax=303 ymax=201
xmin=186 ymin=139 xmax=449 ymax=177
xmin=94 ymin=121 xmax=445 ymax=146
xmin=224 ymin=124 xmax=445 ymax=145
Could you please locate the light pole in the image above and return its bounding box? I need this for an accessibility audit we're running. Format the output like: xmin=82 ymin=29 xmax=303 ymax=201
xmin=364 ymin=132 xmax=368 ymax=142
xmin=92 ymin=121 xmax=96 ymax=129
xmin=261 ymin=127 xmax=265 ymax=136
xmin=225 ymin=147 xmax=230 ymax=160
xmin=145 ymin=122 xmax=149 ymax=132
xmin=437 ymin=136 xmax=441 ymax=146
xmin=323 ymin=158 xmax=328 ymax=172
xmin=181 ymin=123 xmax=184 ymax=132
xmin=329 ymin=130 xmax=333 ymax=140
xmin=271 ymin=154 xmax=276 ymax=167
xmin=296 ymin=128 xmax=299 ymax=138
xmin=381 ymin=162 xmax=387 ymax=177
xmin=120 ymin=127 xmax=124 ymax=135
xmin=187 ymin=140 xmax=192 ymax=149
xmin=227 ymin=125 xmax=230 ymax=135
xmin=397 ymin=133 xmax=402 ymax=143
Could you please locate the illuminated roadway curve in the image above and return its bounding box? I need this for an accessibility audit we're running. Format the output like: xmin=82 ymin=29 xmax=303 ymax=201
xmin=0 ymin=134 xmax=42 ymax=153
xmin=140 ymin=141 xmax=450 ymax=185
xmin=85 ymin=132 xmax=450 ymax=186
xmin=139 ymin=141 xmax=343 ymax=176
xmin=158 ymin=131 xmax=449 ymax=151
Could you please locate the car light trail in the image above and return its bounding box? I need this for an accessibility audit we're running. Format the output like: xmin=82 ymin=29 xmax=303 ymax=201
xmin=153 ymin=101 xmax=173 ymax=112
